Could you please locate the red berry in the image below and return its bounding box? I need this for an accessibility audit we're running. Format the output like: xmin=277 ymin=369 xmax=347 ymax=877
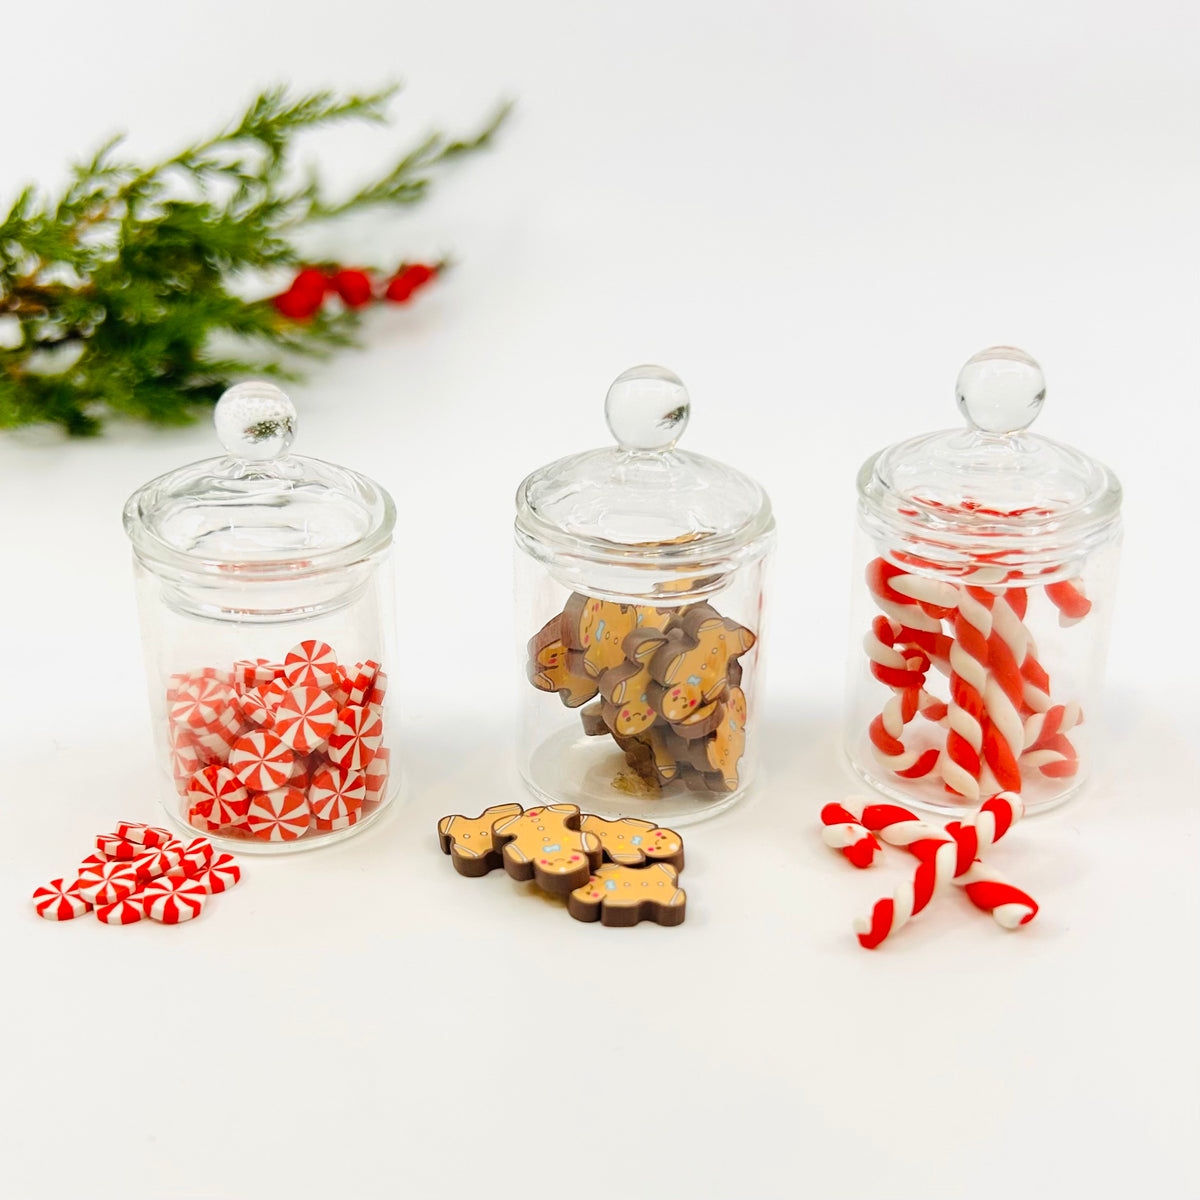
xmin=272 ymin=268 xmax=329 ymax=321
xmin=331 ymin=269 xmax=374 ymax=309
xmin=384 ymin=263 xmax=437 ymax=303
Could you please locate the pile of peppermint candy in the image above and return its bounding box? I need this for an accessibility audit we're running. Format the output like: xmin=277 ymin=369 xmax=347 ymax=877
xmin=32 ymin=822 xmax=240 ymax=925
xmin=169 ymin=640 xmax=389 ymax=842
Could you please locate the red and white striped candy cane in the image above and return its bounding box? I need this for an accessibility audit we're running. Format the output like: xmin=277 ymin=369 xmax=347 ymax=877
xmin=866 ymin=558 xmax=946 ymax=634
xmin=854 ymin=792 xmax=1029 ymax=948
xmin=1021 ymin=702 xmax=1083 ymax=779
xmin=819 ymin=802 xmax=881 ymax=869
xmin=822 ymin=797 xmax=1036 ymax=932
xmin=864 ymin=617 xmax=947 ymax=779
xmin=1045 ymin=578 xmax=1091 ymax=626
xmin=941 ymin=587 xmax=993 ymax=799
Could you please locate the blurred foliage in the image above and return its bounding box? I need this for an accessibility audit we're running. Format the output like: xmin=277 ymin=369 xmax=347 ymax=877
xmin=0 ymin=84 xmax=508 ymax=435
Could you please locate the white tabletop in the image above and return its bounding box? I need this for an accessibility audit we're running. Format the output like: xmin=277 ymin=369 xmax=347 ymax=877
xmin=2 ymin=2 xmax=1197 ymax=1197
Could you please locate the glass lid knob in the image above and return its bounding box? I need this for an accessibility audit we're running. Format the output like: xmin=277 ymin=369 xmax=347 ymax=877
xmin=604 ymin=364 xmax=691 ymax=452
xmin=955 ymin=345 xmax=1046 ymax=434
xmin=213 ymin=381 xmax=297 ymax=461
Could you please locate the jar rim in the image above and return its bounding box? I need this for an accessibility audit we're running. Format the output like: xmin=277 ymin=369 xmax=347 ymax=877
xmin=123 ymin=455 xmax=395 ymax=580
xmin=857 ymin=444 xmax=1122 ymax=580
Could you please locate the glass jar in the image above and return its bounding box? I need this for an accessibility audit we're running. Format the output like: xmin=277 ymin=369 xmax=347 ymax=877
xmin=123 ymin=382 xmax=398 ymax=852
xmin=846 ymin=346 xmax=1122 ymax=816
xmin=514 ymin=365 xmax=775 ymax=825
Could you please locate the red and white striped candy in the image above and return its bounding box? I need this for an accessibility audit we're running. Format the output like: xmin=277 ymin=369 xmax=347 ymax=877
xmin=167 ymin=837 xmax=215 ymax=878
xmin=186 ymin=765 xmax=250 ymax=828
xmin=820 ymin=802 xmax=881 ymax=869
xmin=314 ymin=807 xmax=361 ymax=833
xmin=196 ymin=852 xmax=242 ymax=894
xmin=96 ymin=833 xmax=139 ymax=861
xmin=95 ymin=894 xmax=146 ymax=925
xmin=228 ymin=730 xmax=294 ymax=792
xmin=274 ymin=686 xmax=338 ymax=754
xmin=364 ymin=747 xmax=390 ymax=803
xmin=171 ymin=741 xmax=202 ymax=782
xmin=287 ymin=756 xmax=315 ymax=792
xmin=308 ymin=764 xmax=365 ymax=826
xmin=77 ymin=860 xmax=139 ymax=906
xmin=33 ymin=877 xmax=92 ymax=920
xmin=327 ymin=704 xmax=384 ymax=772
xmin=237 ymin=686 xmax=274 ymax=728
xmin=234 ymin=658 xmax=281 ymax=690
xmin=368 ymin=668 xmax=387 ymax=706
xmin=114 ymin=821 xmax=173 ymax=849
xmin=283 ymin=640 xmax=339 ymax=690
xmin=142 ymin=875 xmax=207 ymax=923
xmin=246 ymin=787 xmax=311 ymax=841
xmin=130 ymin=847 xmax=175 ymax=882
xmin=169 ymin=681 xmax=239 ymax=733
xmin=347 ymin=660 xmax=382 ymax=707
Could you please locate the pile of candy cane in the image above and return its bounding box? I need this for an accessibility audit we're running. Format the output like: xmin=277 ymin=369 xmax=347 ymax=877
xmin=821 ymin=792 xmax=1037 ymax=948
xmin=864 ymin=556 xmax=1089 ymax=800
xmin=32 ymin=821 xmax=241 ymax=925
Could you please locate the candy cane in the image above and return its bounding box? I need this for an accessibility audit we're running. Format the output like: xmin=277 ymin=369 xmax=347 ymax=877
xmin=866 ymin=558 xmax=945 ymax=633
xmin=1045 ymin=578 xmax=1091 ymax=626
xmin=1021 ymin=702 xmax=1082 ymax=779
xmin=819 ymin=802 xmax=880 ymax=869
xmin=826 ymin=796 xmax=1036 ymax=932
xmin=864 ymin=617 xmax=946 ymax=779
xmin=941 ymin=587 xmax=993 ymax=799
xmin=854 ymin=792 xmax=1027 ymax=948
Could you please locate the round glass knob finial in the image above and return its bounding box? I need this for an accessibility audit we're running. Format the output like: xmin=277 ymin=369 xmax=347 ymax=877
xmin=604 ymin=364 xmax=690 ymax=452
xmin=214 ymin=381 xmax=297 ymax=461
xmin=955 ymin=346 xmax=1046 ymax=434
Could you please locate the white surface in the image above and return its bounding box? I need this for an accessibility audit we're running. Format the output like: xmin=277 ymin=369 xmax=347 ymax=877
xmin=1 ymin=3 xmax=1198 ymax=1197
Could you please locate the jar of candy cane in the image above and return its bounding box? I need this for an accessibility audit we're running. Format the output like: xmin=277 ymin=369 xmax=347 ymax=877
xmin=122 ymin=382 xmax=397 ymax=852
xmin=847 ymin=346 xmax=1122 ymax=816
xmin=514 ymin=365 xmax=775 ymax=825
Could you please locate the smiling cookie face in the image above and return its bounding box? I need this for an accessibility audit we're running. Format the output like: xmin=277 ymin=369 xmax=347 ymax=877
xmin=599 ymin=627 xmax=669 ymax=737
xmin=650 ymin=606 xmax=755 ymax=724
xmin=491 ymin=803 xmax=603 ymax=895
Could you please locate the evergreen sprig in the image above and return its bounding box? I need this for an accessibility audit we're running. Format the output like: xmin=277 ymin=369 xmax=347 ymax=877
xmin=0 ymin=84 xmax=509 ymax=435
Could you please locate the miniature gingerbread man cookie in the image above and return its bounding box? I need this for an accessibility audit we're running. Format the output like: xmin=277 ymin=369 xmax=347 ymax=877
xmin=580 ymin=815 xmax=684 ymax=870
xmin=527 ymin=616 xmax=597 ymax=708
xmin=491 ymin=803 xmax=603 ymax=894
xmin=649 ymin=603 xmax=755 ymax=724
xmin=438 ymin=803 xmax=525 ymax=877
xmin=567 ymin=862 xmax=686 ymax=927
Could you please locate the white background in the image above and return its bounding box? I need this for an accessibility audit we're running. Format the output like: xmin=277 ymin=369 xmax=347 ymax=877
xmin=1 ymin=3 xmax=1197 ymax=1197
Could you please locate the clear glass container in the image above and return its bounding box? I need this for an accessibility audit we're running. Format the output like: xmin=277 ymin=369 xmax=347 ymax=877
xmin=846 ymin=346 xmax=1122 ymax=816
xmin=514 ymin=365 xmax=775 ymax=825
xmin=123 ymin=382 xmax=398 ymax=853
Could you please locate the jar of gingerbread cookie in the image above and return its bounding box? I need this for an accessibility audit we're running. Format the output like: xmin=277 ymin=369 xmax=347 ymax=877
xmin=846 ymin=346 xmax=1122 ymax=816
xmin=123 ymin=382 xmax=398 ymax=853
xmin=514 ymin=365 xmax=775 ymax=824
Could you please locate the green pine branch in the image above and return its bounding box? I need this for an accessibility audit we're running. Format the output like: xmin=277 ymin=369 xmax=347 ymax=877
xmin=0 ymin=83 xmax=509 ymax=436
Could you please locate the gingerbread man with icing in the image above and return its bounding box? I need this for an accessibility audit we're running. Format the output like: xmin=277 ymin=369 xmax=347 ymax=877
xmin=580 ymin=814 xmax=684 ymax=870
xmin=689 ymin=685 xmax=748 ymax=792
xmin=491 ymin=803 xmax=603 ymax=894
xmin=598 ymin=627 xmax=669 ymax=737
xmin=527 ymin=616 xmax=598 ymax=708
xmin=562 ymin=594 xmax=668 ymax=681
xmin=650 ymin=604 xmax=755 ymax=725
xmin=437 ymin=803 xmax=525 ymax=876
xmin=567 ymin=862 xmax=687 ymax=927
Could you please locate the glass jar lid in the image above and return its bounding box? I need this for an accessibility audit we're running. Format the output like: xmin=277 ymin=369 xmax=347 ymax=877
xmin=123 ymin=382 xmax=395 ymax=578
xmin=858 ymin=346 xmax=1121 ymax=578
xmin=515 ymin=365 xmax=774 ymax=571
